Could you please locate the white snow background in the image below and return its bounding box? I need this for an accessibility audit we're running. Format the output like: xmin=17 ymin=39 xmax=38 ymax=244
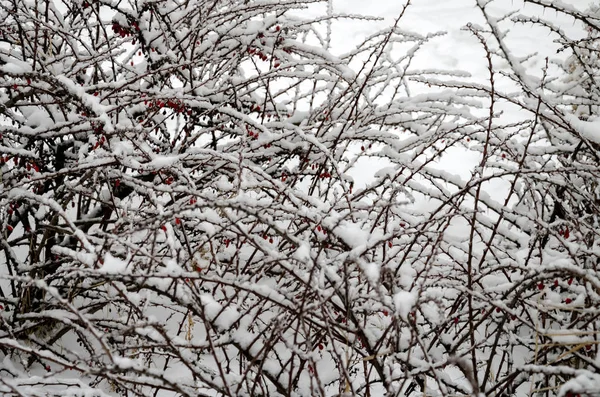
xmin=323 ymin=0 xmax=589 ymax=195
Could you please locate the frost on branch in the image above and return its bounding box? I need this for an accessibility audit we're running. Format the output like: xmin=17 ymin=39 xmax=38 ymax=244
xmin=1 ymin=0 xmax=599 ymax=396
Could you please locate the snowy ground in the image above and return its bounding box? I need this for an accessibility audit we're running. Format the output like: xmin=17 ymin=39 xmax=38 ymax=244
xmin=303 ymin=0 xmax=591 ymax=192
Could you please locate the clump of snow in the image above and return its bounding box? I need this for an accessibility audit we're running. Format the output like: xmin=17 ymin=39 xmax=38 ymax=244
xmin=215 ymin=175 xmax=234 ymax=192
xmin=564 ymin=114 xmax=600 ymax=145
xmin=199 ymin=295 xmax=239 ymax=330
xmin=197 ymin=222 xmax=216 ymax=236
xmin=361 ymin=262 xmax=380 ymax=283
xmin=113 ymin=356 xmax=141 ymax=370
xmin=293 ymin=241 xmax=311 ymax=261
xmin=420 ymin=302 xmax=442 ymax=325
xmin=397 ymin=262 xmax=417 ymax=288
xmin=333 ymin=221 xmax=370 ymax=248
xmin=148 ymin=155 xmax=179 ymax=169
xmin=559 ymin=372 xmax=600 ymax=397
xmin=99 ymin=254 xmax=130 ymax=274
xmin=394 ymin=290 xmax=417 ymax=321
xmin=162 ymin=259 xmax=183 ymax=276
xmin=0 ymin=57 xmax=32 ymax=73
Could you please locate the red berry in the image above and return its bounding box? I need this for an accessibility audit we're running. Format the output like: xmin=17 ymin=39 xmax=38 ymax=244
xmin=554 ymin=279 xmax=559 ymax=287
xmin=454 ymin=317 xmax=459 ymax=324
xmin=7 ymin=225 xmax=13 ymax=232
xmin=537 ymin=282 xmax=544 ymax=290
xmin=161 ymin=225 xmax=167 ymax=232
xmin=175 ymin=218 xmax=181 ymax=225
xmin=318 ymin=343 xmax=323 ymax=350
xmin=496 ymin=307 xmax=501 ymax=313
xmin=565 ymin=298 xmax=572 ymax=304
xmin=568 ymin=278 xmax=573 ymax=285
xmin=388 ymin=241 xmax=392 ymax=248
xmin=115 ymin=179 xmax=120 ymax=187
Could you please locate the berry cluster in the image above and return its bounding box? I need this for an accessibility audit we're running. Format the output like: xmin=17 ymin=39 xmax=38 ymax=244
xmin=92 ymin=135 xmax=106 ymax=150
xmin=558 ymin=225 xmax=570 ymax=239
xmin=112 ymin=21 xmax=139 ymax=38
xmin=145 ymin=98 xmax=192 ymax=115
xmin=0 ymin=156 xmax=40 ymax=173
xmin=247 ymin=128 xmax=259 ymax=140
xmin=6 ymin=201 xmax=20 ymax=216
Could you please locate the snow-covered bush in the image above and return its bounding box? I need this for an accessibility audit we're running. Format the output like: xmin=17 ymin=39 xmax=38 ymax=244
xmin=1 ymin=0 xmax=600 ymax=396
